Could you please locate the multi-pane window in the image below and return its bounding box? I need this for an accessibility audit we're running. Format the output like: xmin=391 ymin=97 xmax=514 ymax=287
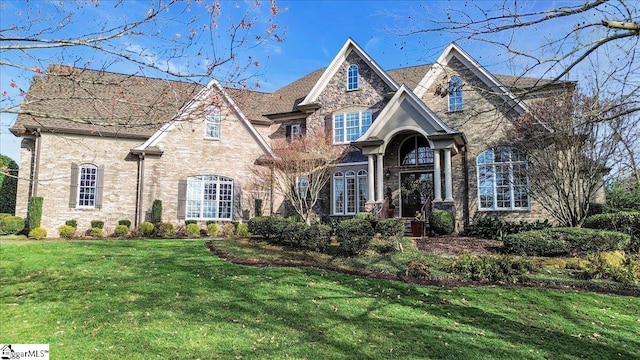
xmin=400 ymin=135 xmax=434 ymax=166
xmin=477 ymin=147 xmax=529 ymax=210
xmin=296 ymin=175 xmax=309 ymax=198
xmin=205 ymin=106 xmax=221 ymax=139
xmin=186 ymin=175 xmax=233 ymax=220
xmin=333 ymin=110 xmax=372 ymax=143
xmin=78 ymin=164 xmax=97 ymax=207
xmin=333 ymin=170 xmax=368 ymax=215
xmin=347 ymin=64 xmax=359 ymax=90
xmin=448 ymin=76 xmax=463 ymax=112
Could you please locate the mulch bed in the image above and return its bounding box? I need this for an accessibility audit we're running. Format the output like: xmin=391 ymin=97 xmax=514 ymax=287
xmin=205 ymin=239 xmax=640 ymax=297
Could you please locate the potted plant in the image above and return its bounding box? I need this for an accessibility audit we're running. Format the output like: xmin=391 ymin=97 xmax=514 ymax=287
xmin=411 ymin=211 xmax=424 ymax=237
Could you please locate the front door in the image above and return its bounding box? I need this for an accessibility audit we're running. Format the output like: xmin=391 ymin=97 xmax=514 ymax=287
xmin=400 ymin=172 xmax=433 ymax=218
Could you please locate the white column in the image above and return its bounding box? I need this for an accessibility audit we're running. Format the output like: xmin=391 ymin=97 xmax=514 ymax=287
xmin=433 ymin=149 xmax=442 ymax=201
xmin=376 ymin=153 xmax=384 ymax=202
xmin=367 ymin=154 xmax=375 ymax=203
xmin=444 ymin=148 xmax=453 ymax=201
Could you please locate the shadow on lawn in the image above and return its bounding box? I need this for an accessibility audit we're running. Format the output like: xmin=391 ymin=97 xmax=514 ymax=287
xmin=2 ymin=240 xmax=638 ymax=359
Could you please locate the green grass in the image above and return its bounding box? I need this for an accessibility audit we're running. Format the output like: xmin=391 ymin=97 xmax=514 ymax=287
xmin=1 ymin=239 xmax=639 ymax=359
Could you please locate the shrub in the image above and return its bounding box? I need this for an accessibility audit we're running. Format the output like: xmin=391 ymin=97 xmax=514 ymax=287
xmin=91 ymin=220 xmax=104 ymax=229
xmin=139 ymin=221 xmax=155 ymax=237
xmin=118 ymin=219 xmax=131 ymax=229
xmin=504 ymin=228 xmax=630 ymax=257
xmin=113 ymin=225 xmax=129 ymax=237
xmin=151 ymin=199 xmax=162 ymax=224
xmin=0 ymin=215 xmax=25 ymax=235
xmin=27 ymin=196 xmax=43 ymax=230
xmin=186 ymin=223 xmax=200 ymax=238
xmin=58 ymin=225 xmax=76 ymax=238
xmin=90 ymin=227 xmax=104 ymax=238
xmin=606 ymin=181 xmax=640 ymax=212
xmin=405 ymin=260 xmax=433 ymax=279
xmin=28 ymin=226 xmax=47 ymax=240
xmin=269 ymin=217 xmax=292 ymax=243
xmin=429 ymin=210 xmax=455 ymax=235
xmin=281 ymin=221 xmax=308 ymax=247
xmin=221 ymin=223 xmax=236 ymax=238
xmin=355 ymin=212 xmax=376 ymax=222
xmin=65 ymin=219 xmax=78 ymax=229
xmin=0 ymin=155 xmax=18 ymax=214
xmin=449 ymin=255 xmax=537 ymax=282
xmin=254 ymin=198 xmax=263 ymax=217
xmin=207 ymin=223 xmax=220 ymax=237
xmin=335 ymin=218 xmax=375 ymax=256
xmin=185 ymin=220 xmax=197 ymax=226
xmin=582 ymin=251 xmax=639 ymax=284
xmin=583 ymin=211 xmax=640 ymax=253
xmin=375 ymin=218 xmax=404 ymax=238
xmin=464 ymin=217 xmax=551 ymax=240
xmin=248 ymin=216 xmax=271 ymax=239
xmin=236 ymin=223 xmax=250 ymax=238
xmin=369 ymin=236 xmax=397 ymax=254
xmin=155 ymin=222 xmax=175 ymax=238
xmin=303 ymin=223 xmax=332 ymax=252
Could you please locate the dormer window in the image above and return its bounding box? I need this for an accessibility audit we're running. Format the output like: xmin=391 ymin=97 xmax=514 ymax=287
xmin=205 ymin=106 xmax=221 ymax=139
xmin=448 ymin=76 xmax=463 ymax=112
xmin=347 ymin=64 xmax=359 ymax=90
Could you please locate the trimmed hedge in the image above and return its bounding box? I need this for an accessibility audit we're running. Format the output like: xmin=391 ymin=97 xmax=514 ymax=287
xmin=375 ymin=218 xmax=404 ymax=238
xmin=583 ymin=211 xmax=640 ymax=253
xmin=118 ymin=219 xmax=132 ymax=229
xmin=186 ymin=223 xmax=200 ymax=238
xmin=429 ymin=210 xmax=455 ymax=235
xmin=65 ymin=219 xmax=78 ymax=229
xmin=27 ymin=196 xmax=43 ymax=230
xmin=304 ymin=223 xmax=332 ymax=252
xmin=151 ymin=199 xmax=163 ymax=224
xmin=503 ymin=227 xmax=630 ymax=257
xmin=155 ymin=222 xmax=175 ymax=238
xmin=113 ymin=224 xmax=129 ymax=237
xmin=90 ymin=227 xmax=104 ymax=238
xmin=91 ymin=220 xmax=104 ymax=229
xmin=207 ymin=223 xmax=220 ymax=237
xmin=464 ymin=217 xmax=551 ymax=240
xmin=336 ymin=218 xmax=374 ymax=256
xmin=140 ymin=221 xmax=155 ymax=236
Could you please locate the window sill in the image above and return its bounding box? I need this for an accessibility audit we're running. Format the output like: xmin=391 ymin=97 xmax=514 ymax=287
xmin=204 ymin=137 xmax=220 ymax=141
xmin=478 ymin=208 xmax=531 ymax=212
xmin=446 ymin=109 xmax=464 ymax=114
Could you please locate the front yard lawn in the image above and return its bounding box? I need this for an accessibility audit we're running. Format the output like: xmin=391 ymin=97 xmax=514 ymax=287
xmin=1 ymin=239 xmax=639 ymax=359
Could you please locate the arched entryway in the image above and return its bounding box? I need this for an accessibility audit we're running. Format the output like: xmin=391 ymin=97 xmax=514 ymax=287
xmin=398 ymin=135 xmax=434 ymax=217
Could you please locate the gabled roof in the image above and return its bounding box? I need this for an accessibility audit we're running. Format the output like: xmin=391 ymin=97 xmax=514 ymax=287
xmin=297 ymin=38 xmax=399 ymax=107
xmin=10 ymin=65 xmax=202 ymax=138
xmin=414 ymin=42 xmax=530 ymax=115
xmin=356 ymin=85 xmax=463 ymax=152
xmin=133 ymin=78 xmax=274 ymax=156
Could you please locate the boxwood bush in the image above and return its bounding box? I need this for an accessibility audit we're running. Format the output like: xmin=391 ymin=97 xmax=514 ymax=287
xmin=0 ymin=214 xmax=25 ymax=235
xmin=336 ymin=218 xmax=374 ymax=256
xmin=90 ymin=220 xmax=104 ymax=229
xmin=28 ymin=226 xmax=47 ymax=239
xmin=155 ymin=222 xmax=175 ymax=238
xmin=186 ymin=223 xmax=200 ymax=238
xmin=65 ymin=219 xmax=78 ymax=229
xmin=375 ymin=218 xmax=404 ymax=238
xmin=247 ymin=216 xmax=271 ymax=239
xmin=236 ymin=223 xmax=250 ymax=238
xmin=207 ymin=223 xmax=220 ymax=237
xmin=303 ymin=223 xmax=332 ymax=252
xmin=139 ymin=221 xmax=155 ymax=237
xmin=464 ymin=217 xmax=551 ymax=240
xmin=282 ymin=221 xmax=308 ymax=247
xmin=583 ymin=211 xmax=640 ymax=253
xmin=429 ymin=209 xmax=455 ymax=235
xmin=504 ymin=227 xmax=631 ymax=257
xmin=113 ymin=224 xmax=129 ymax=237
xmin=118 ymin=219 xmax=132 ymax=229
xmin=58 ymin=224 xmax=76 ymax=238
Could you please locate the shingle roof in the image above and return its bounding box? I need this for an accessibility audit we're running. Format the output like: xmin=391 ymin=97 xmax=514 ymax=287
xmin=11 ymin=65 xmax=202 ymax=138
xmin=268 ymin=68 xmax=325 ymax=115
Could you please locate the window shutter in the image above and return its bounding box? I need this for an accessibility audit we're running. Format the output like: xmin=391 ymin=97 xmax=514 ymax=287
xmin=95 ymin=165 xmax=105 ymax=209
xmin=177 ymin=180 xmax=187 ymax=220
xmin=69 ymin=163 xmax=78 ymax=208
xmin=285 ymin=125 xmax=292 ymax=142
xmin=324 ymin=115 xmax=333 ymax=138
xmin=300 ymin=123 xmax=306 ymax=136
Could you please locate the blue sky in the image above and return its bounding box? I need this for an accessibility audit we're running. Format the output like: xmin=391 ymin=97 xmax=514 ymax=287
xmin=0 ymin=0 xmax=619 ymax=163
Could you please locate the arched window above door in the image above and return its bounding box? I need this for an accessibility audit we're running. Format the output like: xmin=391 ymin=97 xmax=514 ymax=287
xmin=399 ymin=135 xmax=433 ymax=166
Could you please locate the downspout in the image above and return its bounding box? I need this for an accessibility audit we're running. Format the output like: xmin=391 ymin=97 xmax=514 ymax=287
xmin=462 ymin=146 xmax=470 ymax=230
xmin=270 ymin=167 xmax=274 ymax=216
xmin=135 ymin=152 xmax=145 ymax=227
xmin=32 ymin=128 xmax=42 ymax=197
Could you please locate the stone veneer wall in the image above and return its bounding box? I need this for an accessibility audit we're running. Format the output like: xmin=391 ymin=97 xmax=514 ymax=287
xmin=15 ymin=133 xmax=141 ymax=236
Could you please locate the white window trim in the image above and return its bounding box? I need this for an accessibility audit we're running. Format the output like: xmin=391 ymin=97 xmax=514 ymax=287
xmin=185 ymin=175 xmax=234 ymax=220
xmin=296 ymin=175 xmax=309 ymax=198
xmin=333 ymin=110 xmax=372 ymax=144
xmin=332 ymin=169 xmax=368 ymax=215
xmin=77 ymin=163 xmax=98 ymax=208
xmin=448 ymin=76 xmax=463 ymax=112
xmin=204 ymin=106 xmax=221 ymax=140
xmin=290 ymin=123 xmax=302 ymax=141
xmin=477 ymin=149 xmax=530 ymax=211
xmin=347 ymin=64 xmax=359 ymax=91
